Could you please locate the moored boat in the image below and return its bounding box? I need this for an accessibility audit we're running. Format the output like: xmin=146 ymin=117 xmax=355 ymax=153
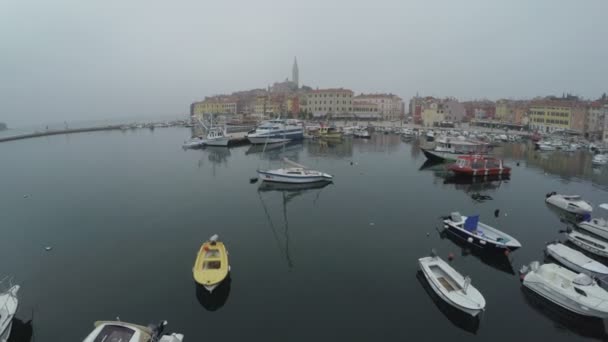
xmin=448 ymin=155 xmax=511 ymax=177
xmin=193 ymin=234 xmax=230 ymax=293
xmin=545 ymin=242 xmax=608 ymax=278
xmin=421 ymin=136 xmax=491 ymax=162
xmin=258 ymin=158 xmax=333 ymax=184
xmin=418 ymin=254 xmax=486 ymax=316
xmin=353 ymin=128 xmax=371 ymax=139
xmin=520 ymin=261 xmax=608 ymax=318
xmin=82 ymin=320 xmax=184 ymax=342
xmin=316 ymin=125 xmax=343 ymax=139
xmin=567 ymin=230 xmax=608 ymax=258
xmin=578 ymin=204 xmax=608 ymax=240
xmin=443 ymin=212 xmax=521 ymax=251
xmin=545 ymin=192 xmax=593 ymax=216
xmin=246 ymin=119 xmax=303 ymax=144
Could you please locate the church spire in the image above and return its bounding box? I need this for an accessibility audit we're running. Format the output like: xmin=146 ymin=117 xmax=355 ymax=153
xmin=292 ymin=57 xmax=299 ymax=88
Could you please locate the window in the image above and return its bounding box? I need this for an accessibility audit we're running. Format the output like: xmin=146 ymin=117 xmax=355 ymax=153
xmin=574 ymin=287 xmax=587 ymax=297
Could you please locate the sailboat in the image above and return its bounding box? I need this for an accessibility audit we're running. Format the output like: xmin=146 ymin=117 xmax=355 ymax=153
xmin=258 ymin=158 xmax=333 ymax=184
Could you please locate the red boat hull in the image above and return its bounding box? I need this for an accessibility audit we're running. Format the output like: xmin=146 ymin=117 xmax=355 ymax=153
xmin=448 ymin=165 xmax=511 ymax=177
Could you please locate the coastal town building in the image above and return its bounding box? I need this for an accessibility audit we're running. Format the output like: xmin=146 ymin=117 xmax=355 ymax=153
xmin=529 ymin=101 xmax=575 ymax=133
xmin=587 ymin=102 xmax=608 ymax=140
xmin=301 ymin=88 xmax=353 ymax=118
xmin=353 ymin=94 xmax=404 ymax=120
xmin=191 ymin=96 xmax=238 ymax=117
xmin=421 ymin=102 xmax=446 ymax=127
xmin=352 ymin=99 xmax=380 ymax=119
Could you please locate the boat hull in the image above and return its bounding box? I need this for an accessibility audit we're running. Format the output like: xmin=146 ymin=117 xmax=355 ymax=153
xmin=567 ymin=233 xmax=608 ymax=258
xmin=247 ymin=131 xmax=303 ymax=145
xmin=578 ymin=221 xmax=608 ymax=240
xmin=257 ymin=171 xmax=332 ymax=184
xmin=449 ymin=167 xmax=511 ymax=177
xmin=523 ymin=279 xmax=608 ymax=318
xmin=546 ymin=197 xmax=592 ymax=216
xmin=444 ymin=222 xmax=520 ymax=251
xmin=421 ymin=148 xmax=488 ymax=163
xmin=203 ymin=138 xmax=230 ymax=147
xmin=546 ymin=246 xmax=608 ymax=278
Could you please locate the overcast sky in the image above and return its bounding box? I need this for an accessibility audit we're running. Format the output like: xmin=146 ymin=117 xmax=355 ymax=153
xmin=1 ymin=0 xmax=606 ymax=126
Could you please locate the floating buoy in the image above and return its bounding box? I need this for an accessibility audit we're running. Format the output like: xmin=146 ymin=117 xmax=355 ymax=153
xmin=448 ymin=252 xmax=455 ymax=260
xmin=350 ymin=161 xmax=354 ymax=166
xmin=44 ymin=246 xmax=52 ymax=251
xmin=426 ymin=232 xmax=430 ymax=237
xmin=369 ymin=222 xmax=375 ymax=227
xmin=23 ymin=194 xmax=29 ymax=198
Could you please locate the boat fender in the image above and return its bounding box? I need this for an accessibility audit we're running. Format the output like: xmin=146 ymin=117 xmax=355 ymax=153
xmin=480 ymin=240 xmax=487 ymax=245
xmin=448 ymin=252 xmax=455 ymax=260
xmin=467 ymin=237 xmax=474 ymax=243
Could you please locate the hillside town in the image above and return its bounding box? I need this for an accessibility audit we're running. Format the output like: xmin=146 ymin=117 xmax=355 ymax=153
xmin=190 ymin=58 xmax=608 ymax=142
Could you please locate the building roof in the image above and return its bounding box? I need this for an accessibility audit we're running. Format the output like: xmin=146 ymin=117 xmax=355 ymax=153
xmin=307 ymin=88 xmax=353 ymax=94
xmin=355 ymin=93 xmax=402 ymax=100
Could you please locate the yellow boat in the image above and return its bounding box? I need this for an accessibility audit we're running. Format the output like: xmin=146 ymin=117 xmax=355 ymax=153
xmin=317 ymin=126 xmax=343 ymax=139
xmin=193 ymin=234 xmax=230 ymax=292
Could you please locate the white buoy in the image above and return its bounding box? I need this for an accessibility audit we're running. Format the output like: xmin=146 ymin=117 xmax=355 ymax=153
xmin=45 ymin=246 xmax=52 ymax=251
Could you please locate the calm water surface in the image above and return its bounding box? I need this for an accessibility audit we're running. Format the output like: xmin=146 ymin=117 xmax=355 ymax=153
xmin=2 ymin=128 xmax=608 ymax=341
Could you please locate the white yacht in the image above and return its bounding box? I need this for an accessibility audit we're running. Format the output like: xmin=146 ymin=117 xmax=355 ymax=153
xmin=418 ymin=254 xmax=485 ymax=316
xmin=578 ymin=204 xmax=608 ymax=240
xmin=82 ymin=320 xmax=184 ymax=342
xmin=182 ymin=137 xmax=205 ymax=149
xmin=545 ymin=242 xmax=608 ymax=278
xmin=353 ymin=128 xmax=371 ymax=139
xmin=202 ymin=126 xmax=230 ymax=147
xmin=545 ymin=192 xmax=592 ymax=216
xmin=258 ymin=158 xmax=333 ymax=184
xmin=420 ymin=136 xmax=490 ymax=162
xmin=521 ymin=261 xmax=608 ymax=318
xmin=0 ymin=282 xmax=19 ymax=342
xmin=537 ymin=143 xmax=557 ymax=151
xmin=246 ymin=119 xmax=304 ymax=145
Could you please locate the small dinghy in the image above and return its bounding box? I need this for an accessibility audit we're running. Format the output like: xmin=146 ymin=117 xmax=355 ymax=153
xmin=567 ymin=230 xmax=608 ymax=258
xmin=258 ymin=158 xmax=333 ymax=184
xmin=353 ymin=128 xmax=371 ymax=139
xmin=578 ymin=204 xmax=608 ymax=240
xmin=545 ymin=192 xmax=593 ymax=216
xmin=443 ymin=212 xmax=522 ymax=251
xmin=193 ymin=234 xmax=230 ymax=293
xmin=520 ymin=261 xmax=608 ymax=318
xmin=418 ymin=254 xmax=486 ymax=316
xmin=448 ymin=155 xmax=511 ymax=177
xmin=182 ymin=137 xmax=205 ymax=149
xmin=546 ymin=242 xmax=608 ymax=278
xmin=82 ymin=320 xmax=184 ymax=342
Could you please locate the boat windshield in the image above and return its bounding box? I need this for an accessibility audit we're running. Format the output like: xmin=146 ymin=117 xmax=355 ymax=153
xmin=573 ymin=273 xmax=594 ymax=286
xmin=205 ymin=250 xmax=221 ymax=258
xmin=93 ymin=325 xmax=135 ymax=342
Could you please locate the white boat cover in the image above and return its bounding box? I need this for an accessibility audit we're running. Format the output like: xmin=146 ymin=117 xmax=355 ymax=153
xmin=573 ymin=273 xmax=594 ymax=286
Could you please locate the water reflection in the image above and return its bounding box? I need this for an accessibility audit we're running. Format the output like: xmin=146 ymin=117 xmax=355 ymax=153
xmin=256 ymin=181 xmax=332 ymax=270
xmin=195 ymin=275 xmax=232 ymax=312
xmin=416 ymin=271 xmax=480 ymax=334
xmin=521 ymin=286 xmax=608 ymax=340
xmin=499 ymin=143 xmax=608 ymax=188
xmin=246 ymin=141 xmax=304 ymax=160
xmin=307 ymin=139 xmax=353 ymax=158
xmin=439 ymin=229 xmax=515 ymax=275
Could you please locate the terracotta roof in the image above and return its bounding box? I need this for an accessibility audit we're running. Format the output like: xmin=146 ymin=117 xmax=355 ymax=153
xmin=308 ymin=88 xmax=353 ymax=94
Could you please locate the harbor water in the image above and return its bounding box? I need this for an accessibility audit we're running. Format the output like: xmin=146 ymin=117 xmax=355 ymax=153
xmin=2 ymin=128 xmax=608 ymax=341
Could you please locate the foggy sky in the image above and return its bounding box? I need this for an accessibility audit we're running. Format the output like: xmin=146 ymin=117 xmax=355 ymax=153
xmin=1 ymin=0 xmax=606 ymax=126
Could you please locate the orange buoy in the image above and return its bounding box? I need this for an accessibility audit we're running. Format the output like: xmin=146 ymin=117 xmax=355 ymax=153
xmin=448 ymin=252 xmax=455 ymax=260
xmin=203 ymin=245 xmax=209 ymax=252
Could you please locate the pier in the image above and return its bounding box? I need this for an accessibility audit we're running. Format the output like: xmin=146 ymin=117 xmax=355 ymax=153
xmin=0 ymin=125 xmax=124 ymax=143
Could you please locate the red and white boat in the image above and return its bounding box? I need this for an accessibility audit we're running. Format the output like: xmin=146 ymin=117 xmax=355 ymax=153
xmin=448 ymin=155 xmax=511 ymax=177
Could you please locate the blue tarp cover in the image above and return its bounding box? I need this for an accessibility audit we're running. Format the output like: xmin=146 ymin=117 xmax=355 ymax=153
xmin=464 ymin=215 xmax=479 ymax=232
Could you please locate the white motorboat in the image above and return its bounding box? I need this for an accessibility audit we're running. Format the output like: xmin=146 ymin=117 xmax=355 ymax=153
xmin=0 ymin=281 xmax=19 ymax=342
xmin=247 ymin=119 xmax=304 ymax=145
xmin=520 ymin=261 xmax=608 ymax=318
xmin=353 ymin=128 xmax=371 ymax=139
xmin=567 ymin=230 xmax=608 ymax=258
xmin=183 ymin=137 xmax=205 ymax=149
xmin=545 ymin=192 xmax=592 ymax=216
xmin=83 ymin=320 xmax=184 ymax=342
xmin=443 ymin=212 xmax=521 ymax=251
xmin=202 ymin=126 xmax=230 ymax=147
xmin=418 ymin=254 xmax=486 ymax=316
xmin=592 ymin=154 xmax=608 ymax=166
xmin=420 ymin=136 xmax=491 ymax=162
xmin=426 ymin=130 xmax=435 ymax=142
xmin=578 ymin=204 xmax=608 ymax=240
xmin=545 ymin=242 xmax=608 ymax=278
xmin=258 ymin=158 xmax=333 ymax=184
